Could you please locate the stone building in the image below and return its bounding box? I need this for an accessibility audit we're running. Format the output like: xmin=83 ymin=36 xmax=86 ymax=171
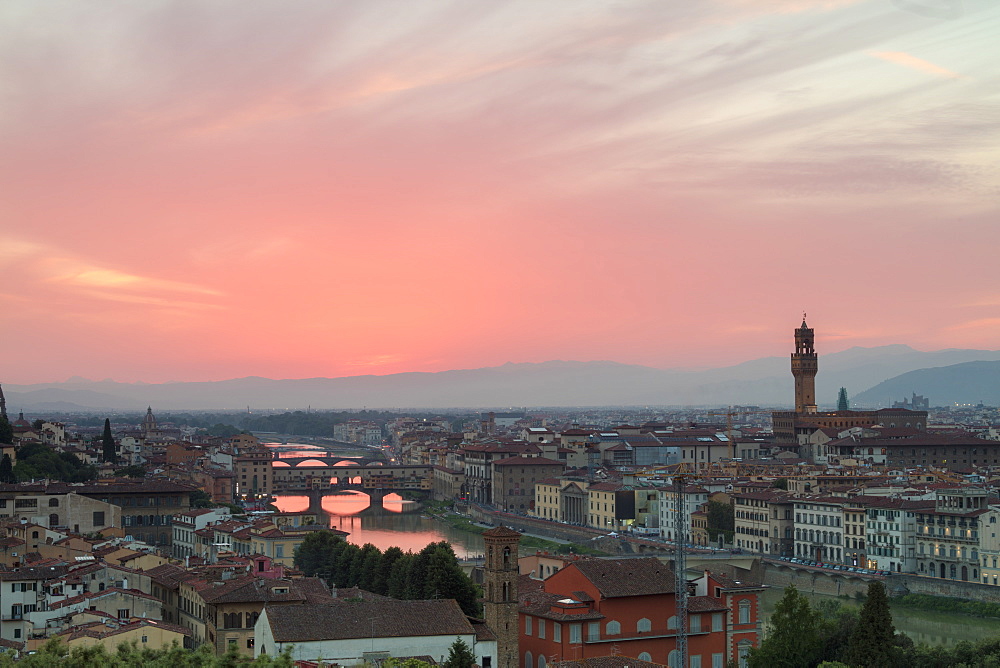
xmin=482 ymin=526 xmax=521 ymax=668
xmin=772 ymin=318 xmax=927 ymax=445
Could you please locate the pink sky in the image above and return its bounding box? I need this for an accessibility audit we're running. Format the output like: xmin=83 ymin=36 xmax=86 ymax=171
xmin=2 ymin=0 xmax=998 ymax=384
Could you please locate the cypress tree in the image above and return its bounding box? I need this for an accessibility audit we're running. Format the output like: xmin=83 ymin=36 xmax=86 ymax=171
xmin=101 ymin=418 xmax=117 ymax=465
xmin=748 ymin=585 xmax=823 ymax=668
xmin=837 ymin=387 xmax=850 ymax=411
xmin=847 ymin=581 xmax=896 ymax=668
xmin=0 ymin=453 xmax=14 ymax=484
xmin=0 ymin=415 xmax=13 ymax=445
xmin=443 ymin=638 xmax=477 ymax=668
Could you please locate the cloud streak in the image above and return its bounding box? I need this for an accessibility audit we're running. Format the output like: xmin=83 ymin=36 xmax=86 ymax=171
xmin=869 ymin=50 xmax=965 ymax=78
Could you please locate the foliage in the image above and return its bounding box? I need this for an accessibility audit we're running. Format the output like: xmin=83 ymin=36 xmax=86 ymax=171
xmin=847 ymin=581 xmax=896 ymax=668
xmin=706 ymin=499 xmax=734 ymax=542
xmin=383 ymin=659 xmax=436 ymax=668
xmin=443 ymin=638 xmax=476 ymax=668
xmin=748 ymin=585 xmax=824 ymax=668
xmin=895 ymin=593 xmax=1000 ymax=619
xmin=0 ymin=454 xmax=14 ymax=484
xmin=837 ymin=387 xmax=850 ymax=411
xmin=13 ymin=442 xmax=97 ymax=482
xmin=102 ymin=417 xmax=117 ymax=465
xmin=0 ymin=415 xmax=13 ymax=445
xmin=113 ymin=465 xmax=147 ymax=478
xmin=771 ymin=477 xmax=789 ymax=490
xmin=191 ymin=490 xmax=216 ymax=509
xmin=204 ymin=423 xmax=244 ymax=438
xmin=0 ymin=638 xmax=294 ymax=667
xmin=294 ymin=534 xmax=481 ymax=615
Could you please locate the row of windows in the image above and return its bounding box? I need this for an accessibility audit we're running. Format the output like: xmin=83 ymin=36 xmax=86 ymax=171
xmin=524 ymin=611 xmax=735 ymax=640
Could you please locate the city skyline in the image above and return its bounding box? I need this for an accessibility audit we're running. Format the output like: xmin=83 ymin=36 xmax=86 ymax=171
xmin=2 ymin=1 xmax=998 ymax=384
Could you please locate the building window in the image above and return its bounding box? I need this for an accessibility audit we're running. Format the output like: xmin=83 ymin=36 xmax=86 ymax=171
xmin=738 ymin=600 xmax=751 ymax=624
xmin=118 ymin=609 xmax=129 ymax=619
xmin=606 ymin=620 xmax=620 ymax=635
xmin=570 ymin=623 xmax=582 ymax=644
xmin=525 ymin=616 xmax=532 ymax=636
xmin=93 ymin=512 xmax=105 ymax=526
xmin=639 ymin=653 xmax=652 ymax=662
xmin=538 ymin=619 xmax=545 ymax=639
xmin=690 ymin=614 xmax=701 ymax=633
xmin=637 ymin=618 xmax=651 ymax=633
xmin=553 ymin=622 xmax=561 ymax=642
xmin=587 ymin=622 xmax=600 ymax=641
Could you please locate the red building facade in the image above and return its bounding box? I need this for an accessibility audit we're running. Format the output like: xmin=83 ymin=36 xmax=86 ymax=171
xmin=518 ymin=558 xmax=761 ymax=668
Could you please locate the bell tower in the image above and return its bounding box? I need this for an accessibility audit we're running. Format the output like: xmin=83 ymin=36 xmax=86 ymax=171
xmin=482 ymin=526 xmax=521 ymax=668
xmin=791 ymin=315 xmax=818 ymax=414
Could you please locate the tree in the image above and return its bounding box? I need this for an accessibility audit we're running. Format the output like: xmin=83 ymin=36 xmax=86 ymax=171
xmin=114 ymin=465 xmax=147 ymax=478
xmin=706 ymin=500 xmax=734 ymax=543
xmin=443 ymin=638 xmax=477 ymax=668
xmin=771 ymin=477 xmax=788 ymax=490
xmin=0 ymin=415 xmax=13 ymax=445
xmin=101 ymin=418 xmax=117 ymax=465
xmin=837 ymin=387 xmax=850 ymax=411
xmin=748 ymin=585 xmax=823 ymax=668
xmin=0 ymin=454 xmax=14 ymax=484
xmin=847 ymin=581 xmax=896 ymax=668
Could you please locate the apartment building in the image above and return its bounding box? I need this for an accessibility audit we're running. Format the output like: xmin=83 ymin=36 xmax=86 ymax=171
xmin=793 ymin=497 xmax=844 ymax=563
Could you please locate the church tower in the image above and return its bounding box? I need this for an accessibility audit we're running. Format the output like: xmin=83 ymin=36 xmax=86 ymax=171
xmin=141 ymin=407 xmax=158 ymax=439
xmin=791 ymin=316 xmax=818 ymax=414
xmin=482 ymin=526 xmax=521 ymax=668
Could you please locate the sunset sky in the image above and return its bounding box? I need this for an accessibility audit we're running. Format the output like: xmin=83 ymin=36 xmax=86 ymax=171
xmin=2 ymin=0 xmax=998 ymax=384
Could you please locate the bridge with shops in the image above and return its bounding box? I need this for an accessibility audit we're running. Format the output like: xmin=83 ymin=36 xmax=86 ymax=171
xmin=271 ymin=463 xmax=433 ymax=496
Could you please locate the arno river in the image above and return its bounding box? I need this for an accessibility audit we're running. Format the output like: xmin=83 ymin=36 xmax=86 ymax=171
xmin=271 ymin=491 xmax=487 ymax=558
xmin=267 ymin=444 xmax=1000 ymax=647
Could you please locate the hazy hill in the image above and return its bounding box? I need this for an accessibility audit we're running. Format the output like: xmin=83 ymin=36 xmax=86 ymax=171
xmin=5 ymin=345 xmax=1000 ymax=411
xmin=852 ymin=361 xmax=1000 ymax=407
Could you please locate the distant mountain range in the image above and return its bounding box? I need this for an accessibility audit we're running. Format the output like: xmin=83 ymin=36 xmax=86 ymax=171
xmin=853 ymin=360 xmax=1000 ymax=407
xmin=5 ymin=345 xmax=1000 ymax=412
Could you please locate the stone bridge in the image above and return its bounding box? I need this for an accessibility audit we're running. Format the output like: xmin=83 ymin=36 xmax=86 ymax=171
xmin=271 ymin=463 xmax=434 ymax=495
xmin=273 ymin=455 xmax=383 ymax=467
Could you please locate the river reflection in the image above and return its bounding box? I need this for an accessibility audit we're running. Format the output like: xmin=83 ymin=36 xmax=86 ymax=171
xmin=272 ymin=493 xmax=487 ymax=558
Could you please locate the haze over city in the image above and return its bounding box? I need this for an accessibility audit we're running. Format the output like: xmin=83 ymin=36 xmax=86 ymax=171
xmin=2 ymin=1 xmax=998 ymax=385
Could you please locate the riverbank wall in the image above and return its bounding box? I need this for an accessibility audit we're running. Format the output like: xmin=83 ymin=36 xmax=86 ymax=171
xmin=888 ymin=573 xmax=1000 ymax=602
xmin=466 ymin=504 xmax=611 ymax=545
xmin=761 ymin=561 xmax=872 ymax=597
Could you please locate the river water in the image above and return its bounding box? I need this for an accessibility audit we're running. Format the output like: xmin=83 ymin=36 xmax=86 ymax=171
xmin=271 ymin=491 xmax=487 ymax=558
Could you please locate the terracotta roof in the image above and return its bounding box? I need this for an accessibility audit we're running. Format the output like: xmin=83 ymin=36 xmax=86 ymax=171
xmin=482 ymin=526 xmax=521 ymax=538
xmin=519 ymin=589 xmax=604 ymax=621
xmin=491 ymin=456 xmax=565 ymax=467
xmin=264 ymin=599 xmax=474 ymax=642
xmin=200 ymin=576 xmax=332 ymax=605
xmin=568 ymin=558 xmax=675 ymax=598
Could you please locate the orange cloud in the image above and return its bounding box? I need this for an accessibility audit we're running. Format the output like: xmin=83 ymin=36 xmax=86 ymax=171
xmin=869 ymin=51 xmax=965 ymax=79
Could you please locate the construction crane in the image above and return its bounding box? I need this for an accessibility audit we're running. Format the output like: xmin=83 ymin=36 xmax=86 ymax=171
xmin=674 ymin=474 xmax=689 ymax=668
xmin=705 ymin=407 xmax=775 ymax=460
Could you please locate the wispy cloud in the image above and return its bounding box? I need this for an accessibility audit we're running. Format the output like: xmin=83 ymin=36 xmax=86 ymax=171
xmin=869 ymin=50 xmax=965 ymax=78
